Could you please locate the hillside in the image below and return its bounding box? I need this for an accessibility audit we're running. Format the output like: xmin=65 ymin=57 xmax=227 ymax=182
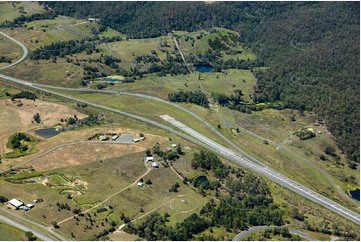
xmin=42 ymin=1 xmax=360 ymax=164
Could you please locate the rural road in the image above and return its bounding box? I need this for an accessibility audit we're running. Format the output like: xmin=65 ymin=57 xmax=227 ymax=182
xmin=232 ymin=226 xmax=318 ymax=241
xmin=0 ymin=30 xmax=359 ymax=226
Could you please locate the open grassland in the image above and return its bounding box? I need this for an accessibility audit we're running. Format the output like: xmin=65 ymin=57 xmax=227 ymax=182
xmin=0 ymin=97 xmax=86 ymax=159
xmin=0 ymin=222 xmax=28 ymax=241
xmin=1 ymin=16 xmax=97 ymax=53
xmin=98 ymin=36 xmax=174 ymax=70
xmin=0 ymin=36 xmax=22 ymax=68
xmin=106 ymin=69 xmax=256 ymax=101
xmin=3 ymin=58 xmax=84 ymax=87
xmin=0 ymin=2 xmax=45 ymax=23
xmin=99 ymin=28 xmax=124 ymax=38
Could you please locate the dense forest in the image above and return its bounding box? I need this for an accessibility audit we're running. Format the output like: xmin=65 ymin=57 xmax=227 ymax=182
xmin=40 ymin=2 xmax=359 ymax=163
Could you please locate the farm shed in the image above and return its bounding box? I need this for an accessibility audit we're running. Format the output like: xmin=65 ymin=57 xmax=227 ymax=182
xmin=8 ymin=199 xmax=23 ymax=209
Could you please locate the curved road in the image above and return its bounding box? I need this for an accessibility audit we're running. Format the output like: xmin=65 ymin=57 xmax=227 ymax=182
xmin=0 ymin=31 xmax=28 ymax=70
xmin=0 ymin=31 xmax=359 ymax=225
xmin=233 ymin=226 xmax=318 ymax=241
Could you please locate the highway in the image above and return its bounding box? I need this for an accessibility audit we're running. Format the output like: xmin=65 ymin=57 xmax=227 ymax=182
xmin=0 ymin=208 xmax=68 ymax=241
xmin=164 ymin=117 xmax=360 ymax=224
xmin=0 ymin=30 xmax=359 ymax=227
xmin=0 ymin=214 xmax=53 ymax=241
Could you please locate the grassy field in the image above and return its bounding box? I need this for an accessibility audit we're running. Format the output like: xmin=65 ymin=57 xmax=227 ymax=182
xmin=0 ymin=222 xmax=28 ymax=241
xmin=0 ymin=36 xmax=22 ymax=68
xmin=102 ymin=68 xmax=256 ymax=101
xmin=0 ymin=2 xmax=45 ymax=23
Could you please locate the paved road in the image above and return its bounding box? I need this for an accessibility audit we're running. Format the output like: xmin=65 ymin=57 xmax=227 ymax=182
xmin=0 ymin=30 xmax=359 ymax=225
xmin=0 ymin=208 xmax=68 ymax=241
xmin=232 ymin=225 xmax=318 ymax=241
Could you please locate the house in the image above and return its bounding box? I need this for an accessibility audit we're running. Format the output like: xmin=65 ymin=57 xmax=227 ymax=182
xmin=137 ymin=182 xmax=144 ymax=187
xmin=171 ymin=144 xmax=177 ymax=148
xmin=152 ymin=162 xmax=159 ymax=169
xmin=8 ymin=199 xmax=23 ymax=209
xmin=146 ymin=157 xmax=154 ymax=162
xmin=163 ymin=148 xmax=171 ymax=153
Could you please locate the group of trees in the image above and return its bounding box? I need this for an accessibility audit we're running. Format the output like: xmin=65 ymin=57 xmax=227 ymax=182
xmin=8 ymin=133 xmax=31 ymax=152
xmin=168 ymin=91 xmax=209 ymax=108
xmin=10 ymin=91 xmax=37 ymax=101
xmin=0 ymin=56 xmax=12 ymax=63
xmin=30 ymin=36 xmax=122 ymax=60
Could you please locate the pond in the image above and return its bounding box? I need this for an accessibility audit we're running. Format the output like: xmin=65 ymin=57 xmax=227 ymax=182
xmin=194 ymin=175 xmax=209 ymax=183
xmin=194 ymin=64 xmax=213 ymax=73
xmin=34 ymin=128 xmax=60 ymax=139
xmin=350 ymin=189 xmax=360 ymax=201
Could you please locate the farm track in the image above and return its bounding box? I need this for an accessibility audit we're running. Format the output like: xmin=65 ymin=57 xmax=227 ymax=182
xmin=57 ymin=159 xmax=152 ymax=225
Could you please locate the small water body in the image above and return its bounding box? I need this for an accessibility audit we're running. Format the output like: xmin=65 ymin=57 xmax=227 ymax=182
xmin=194 ymin=64 xmax=213 ymax=72
xmin=350 ymin=189 xmax=360 ymax=201
xmin=34 ymin=128 xmax=60 ymax=139
xmin=194 ymin=175 xmax=209 ymax=183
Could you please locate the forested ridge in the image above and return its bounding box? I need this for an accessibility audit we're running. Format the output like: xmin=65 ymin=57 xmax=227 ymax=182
xmin=41 ymin=2 xmax=359 ymax=162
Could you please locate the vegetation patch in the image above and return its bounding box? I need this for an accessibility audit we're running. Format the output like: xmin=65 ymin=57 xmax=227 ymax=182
xmin=3 ymin=132 xmax=39 ymax=158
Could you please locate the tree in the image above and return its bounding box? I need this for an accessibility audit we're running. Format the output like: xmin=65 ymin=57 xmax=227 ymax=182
xmin=145 ymin=179 xmax=152 ymax=185
xmin=33 ymin=113 xmax=41 ymax=123
xmin=25 ymin=231 xmax=36 ymax=241
xmin=176 ymin=143 xmax=183 ymax=155
xmin=51 ymin=221 xmax=59 ymax=229
xmin=145 ymin=149 xmax=152 ymax=157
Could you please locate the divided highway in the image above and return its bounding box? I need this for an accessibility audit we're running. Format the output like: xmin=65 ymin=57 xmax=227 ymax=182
xmin=0 ymin=31 xmax=359 ymax=227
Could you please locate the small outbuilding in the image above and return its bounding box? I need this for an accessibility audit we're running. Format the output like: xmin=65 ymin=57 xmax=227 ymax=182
xmin=8 ymin=199 xmax=23 ymax=209
xmin=133 ymin=138 xmax=141 ymax=143
xmin=20 ymin=205 xmax=30 ymax=211
xmin=137 ymin=182 xmax=144 ymax=187
xmin=152 ymin=162 xmax=159 ymax=169
xmin=163 ymin=148 xmax=171 ymax=153
xmin=26 ymin=204 xmax=34 ymax=209
xmin=112 ymin=135 xmax=119 ymax=141
xmin=146 ymin=157 xmax=154 ymax=162
xmin=171 ymin=144 xmax=177 ymax=148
